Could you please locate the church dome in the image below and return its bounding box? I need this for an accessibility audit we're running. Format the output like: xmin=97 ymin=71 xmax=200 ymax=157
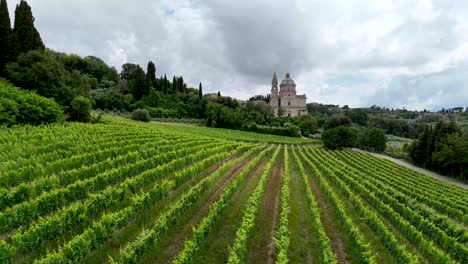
xmin=280 ymin=73 xmax=296 ymax=86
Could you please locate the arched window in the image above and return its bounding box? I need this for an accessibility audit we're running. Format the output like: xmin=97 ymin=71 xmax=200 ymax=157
xmin=288 ymin=101 xmax=291 ymax=106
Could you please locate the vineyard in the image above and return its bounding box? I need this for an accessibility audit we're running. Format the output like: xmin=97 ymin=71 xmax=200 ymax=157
xmin=0 ymin=117 xmax=467 ymax=264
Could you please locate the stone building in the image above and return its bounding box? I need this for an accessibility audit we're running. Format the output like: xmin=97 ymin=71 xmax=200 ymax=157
xmin=270 ymin=72 xmax=307 ymax=117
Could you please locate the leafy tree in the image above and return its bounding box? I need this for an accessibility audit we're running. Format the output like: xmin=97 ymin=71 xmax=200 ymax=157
xmin=346 ymin=109 xmax=368 ymax=126
xmin=198 ymin=82 xmax=203 ymax=99
xmin=13 ymin=0 xmax=44 ymax=57
xmin=323 ymin=114 xmax=352 ymax=129
xmin=0 ymin=0 xmax=13 ymax=77
xmin=120 ymin=63 xmax=147 ymax=100
xmin=407 ymin=121 xmax=463 ymax=179
xmin=322 ymin=126 xmax=357 ymax=150
xmin=433 ymin=132 xmax=468 ymax=179
xmin=70 ymin=95 xmax=91 ymax=122
xmin=6 ymin=50 xmax=98 ymax=114
xmin=294 ymin=115 xmax=317 ymax=135
xmin=7 ymin=50 xmax=75 ymax=106
xmin=146 ymin=61 xmax=156 ymax=89
xmin=358 ymin=127 xmax=386 ymax=152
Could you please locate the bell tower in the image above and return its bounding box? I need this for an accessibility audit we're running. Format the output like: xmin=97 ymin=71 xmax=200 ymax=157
xmin=270 ymin=72 xmax=279 ymax=112
xmin=270 ymin=72 xmax=279 ymax=115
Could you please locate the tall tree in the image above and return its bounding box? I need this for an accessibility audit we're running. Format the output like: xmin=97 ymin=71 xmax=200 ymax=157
xmin=172 ymin=76 xmax=177 ymax=93
xmin=162 ymin=74 xmax=168 ymax=94
xmin=120 ymin=63 xmax=148 ymax=100
xmin=198 ymin=82 xmax=203 ymax=99
xmin=13 ymin=0 xmax=44 ymax=57
xmin=0 ymin=0 xmax=12 ymax=77
xmin=179 ymin=76 xmax=184 ymax=93
xmin=146 ymin=61 xmax=156 ymax=89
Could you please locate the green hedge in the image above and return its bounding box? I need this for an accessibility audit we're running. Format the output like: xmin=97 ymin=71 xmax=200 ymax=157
xmin=0 ymin=80 xmax=65 ymax=127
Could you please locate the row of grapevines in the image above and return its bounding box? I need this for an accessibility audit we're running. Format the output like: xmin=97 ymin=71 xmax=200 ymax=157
xmin=0 ymin=133 xmax=187 ymax=189
xmin=274 ymin=145 xmax=290 ymax=264
xmin=227 ymin=145 xmax=282 ymax=264
xmin=0 ymin=123 xmax=147 ymax=160
xmin=350 ymin=151 xmax=468 ymax=202
xmin=0 ymin=138 xmax=211 ymax=210
xmin=20 ymin=143 xmax=258 ymax=264
xmin=0 ymin=141 xmax=233 ymax=233
xmin=0 ymin=130 xmax=164 ymax=177
xmin=290 ymin=147 xmax=336 ymax=263
xmin=305 ymin=148 xmax=419 ymax=263
xmin=348 ymin=151 xmax=468 ymax=210
xmin=171 ymin=145 xmax=277 ymax=264
xmin=309 ymin=148 xmax=453 ymax=263
xmin=0 ymin=128 xmax=167 ymax=177
xmin=317 ymin=149 xmax=468 ymax=262
xmin=344 ymin=151 xmax=468 ymax=221
xmin=115 ymin=145 xmax=270 ymax=264
xmin=297 ymin=148 xmax=376 ymax=263
xmin=32 ymin=179 xmax=175 ymax=264
xmin=7 ymin=143 xmax=247 ymax=254
xmin=335 ymin=150 xmax=467 ymax=243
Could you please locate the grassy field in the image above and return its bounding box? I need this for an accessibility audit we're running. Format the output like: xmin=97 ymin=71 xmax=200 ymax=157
xmin=0 ymin=117 xmax=467 ymax=264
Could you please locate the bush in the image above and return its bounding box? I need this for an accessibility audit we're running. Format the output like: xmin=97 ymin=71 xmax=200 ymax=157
xmin=131 ymin=108 xmax=151 ymax=122
xmin=70 ymin=96 xmax=92 ymax=122
xmin=145 ymin=107 xmax=179 ymax=118
xmin=358 ymin=128 xmax=386 ymax=152
xmin=0 ymin=80 xmax=65 ymax=127
xmin=323 ymin=114 xmax=352 ymax=129
xmin=242 ymin=123 xmax=301 ymax=137
xmin=322 ymin=126 xmax=357 ymax=150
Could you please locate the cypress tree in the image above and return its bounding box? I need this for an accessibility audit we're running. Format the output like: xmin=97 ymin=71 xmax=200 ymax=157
xmin=146 ymin=61 xmax=156 ymax=89
xmin=172 ymin=76 xmax=177 ymax=93
xmin=198 ymin=82 xmax=203 ymax=99
xmin=0 ymin=0 xmax=12 ymax=77
xmin=13 ymin=0 xmax=44 ymax=57
xmin=163 ymin=74 xmax=168 ymax=94
xmin=179 ymin=76 xmax=184 ymax=93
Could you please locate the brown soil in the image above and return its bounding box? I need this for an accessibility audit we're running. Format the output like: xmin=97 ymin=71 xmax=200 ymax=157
xmin=150 ymin=156 xmax=260 ymax=263
xmin=247 ymin=162 xmax=283 ymax=264
xmin=308 ymin=177 xmax=351 ymax=264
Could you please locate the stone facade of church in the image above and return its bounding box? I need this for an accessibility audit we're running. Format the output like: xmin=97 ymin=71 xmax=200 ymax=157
xmin=270 ymin=72 xmax=307 ymax=117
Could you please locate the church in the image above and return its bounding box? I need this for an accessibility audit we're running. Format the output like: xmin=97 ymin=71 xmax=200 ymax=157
xmin=270 ymin=72 xmax=307 ymax=117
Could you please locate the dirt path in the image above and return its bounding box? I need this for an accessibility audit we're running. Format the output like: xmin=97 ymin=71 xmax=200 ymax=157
xmin=246 ymin=162 xmax=283 ymax=264
xmin=351 ymin=148 xmax=468 ymax=189
xmin=307 ymin=175 xmax=350 ymax=264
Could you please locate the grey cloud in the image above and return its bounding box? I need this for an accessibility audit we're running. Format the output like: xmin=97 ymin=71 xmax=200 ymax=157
xmin=6 ymin=0 xmax=468 ymax=110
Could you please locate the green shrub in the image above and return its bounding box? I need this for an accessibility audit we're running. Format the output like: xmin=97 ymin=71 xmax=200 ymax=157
xmin=70 ymin=96 xmax=92 ymax=122
xmin=241 ymin=123 xmax=301 ymax=137
xmin=0 ymin=81 xmax=65 ymax=127
xmin=358 ymin=128 xmax=386 ymax=152
xmin=131 ymin=108 xmax=151 ymax=122
xmin=322 ymin=126 xmax=357 ymax=150
xmin=145 ymin=107 xmax=179 ymax=118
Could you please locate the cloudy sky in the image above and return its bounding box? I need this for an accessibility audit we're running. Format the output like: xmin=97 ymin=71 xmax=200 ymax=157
xmin=7 ymin=0 xmax=468 ymax=110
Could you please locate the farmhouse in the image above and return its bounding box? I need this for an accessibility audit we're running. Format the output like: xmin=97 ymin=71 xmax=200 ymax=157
xmin=270 ymin=72 xmax=307 ymax=117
